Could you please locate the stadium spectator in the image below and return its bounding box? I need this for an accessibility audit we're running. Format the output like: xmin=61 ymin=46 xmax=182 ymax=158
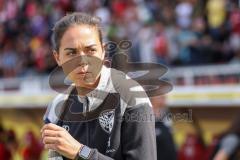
xmin=151 ymin=96 xmax=177 ymax=160
xmin=22 ymin=131 xmax=43 ymax=160
xmin=210 ymin=115 xmax=240 ymax=160
xmin=0 ymin=125 xmax=11 ymax=160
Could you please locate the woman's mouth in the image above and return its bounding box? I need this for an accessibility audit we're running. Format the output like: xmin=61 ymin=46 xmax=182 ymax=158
xmin=75 ymin=71 xmax=91 ymax=78
xmin=76 ymin=71 xmax=88 ymax=75
xmin=77 ymin=72 xmax=87 ymax=75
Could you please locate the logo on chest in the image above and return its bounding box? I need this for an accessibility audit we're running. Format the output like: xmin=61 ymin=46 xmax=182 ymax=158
xmin=98 ymin=109 xmax=115 ymax=134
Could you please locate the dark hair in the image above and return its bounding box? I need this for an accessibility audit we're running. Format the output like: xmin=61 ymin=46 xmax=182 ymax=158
xmin=51 ymin=12 xmax=103 ymax=52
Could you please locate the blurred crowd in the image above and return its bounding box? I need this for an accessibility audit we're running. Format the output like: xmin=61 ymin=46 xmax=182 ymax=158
xmin=0 ymin=0 xmax=240 ymax=78
xmin=0 ymin=124 xmax=44 ymax=160
xmin=177 ymin=114 xmax=240 ymax=160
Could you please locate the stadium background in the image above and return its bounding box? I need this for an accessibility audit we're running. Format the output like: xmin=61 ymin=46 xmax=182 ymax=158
xmin=0 ymin=0 xmax=240 ymax=159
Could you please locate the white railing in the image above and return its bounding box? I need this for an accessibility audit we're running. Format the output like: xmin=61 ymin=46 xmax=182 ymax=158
xmin=167 ymin=63 xmax=240 ymax=86
xmin=0 ymin=76 xmax=51 ymax=92
xmin=0 ymin=63 xmax=239 ymax=107
xmin=1 ymin=63 xmax=239 ymax=91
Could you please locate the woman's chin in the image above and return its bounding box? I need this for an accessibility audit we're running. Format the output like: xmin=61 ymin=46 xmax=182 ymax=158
xmin=74 ymin=79 xmax=97 ymax=89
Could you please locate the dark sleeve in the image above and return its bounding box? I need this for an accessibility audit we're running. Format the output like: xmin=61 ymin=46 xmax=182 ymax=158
xmin=87 ymin=103 xmax=157 ymax=160
xmin=121 ymin=103 xmax=157 ymax=160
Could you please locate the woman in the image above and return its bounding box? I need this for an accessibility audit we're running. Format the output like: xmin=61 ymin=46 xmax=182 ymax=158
xmin=41 ymin=12 xmax=157 ymax=160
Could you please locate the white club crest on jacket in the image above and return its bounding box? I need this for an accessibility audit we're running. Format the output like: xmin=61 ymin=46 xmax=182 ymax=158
xmin=98 ymin=110 xmax=115 ymax=134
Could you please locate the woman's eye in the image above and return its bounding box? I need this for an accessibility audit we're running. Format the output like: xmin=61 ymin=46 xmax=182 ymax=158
xmin=66 ymin=52 xmax=76 ymax=56
xmin=88 ymin=49 xmax=97 ymax=54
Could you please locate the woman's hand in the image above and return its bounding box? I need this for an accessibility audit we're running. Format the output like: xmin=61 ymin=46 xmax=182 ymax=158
xmin=41 ymin=123 xmax=83 ymax=159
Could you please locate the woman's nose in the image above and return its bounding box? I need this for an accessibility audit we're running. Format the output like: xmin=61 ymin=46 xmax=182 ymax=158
xmin=77 ymin=52 xmax=88 ymax=66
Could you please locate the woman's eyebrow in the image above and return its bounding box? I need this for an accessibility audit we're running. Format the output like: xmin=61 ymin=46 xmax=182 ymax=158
xmin=85 ymin=44 xmax=97 ymax=48
xmin=64 ymin=48 xmax=77 ymax=51
xmin=64 ymin=44 xmax=97 ymax=51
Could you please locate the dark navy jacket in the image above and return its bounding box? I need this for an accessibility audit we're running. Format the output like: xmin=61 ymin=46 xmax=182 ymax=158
xmin=44 ymin=67 xmax=157 ymax=160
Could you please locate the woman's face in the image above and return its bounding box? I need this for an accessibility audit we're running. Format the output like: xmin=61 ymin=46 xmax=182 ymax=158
xmin=54 ymin=25 xmax=105 ymax=88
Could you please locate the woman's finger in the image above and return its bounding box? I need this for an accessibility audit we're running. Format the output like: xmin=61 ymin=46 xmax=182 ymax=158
xmin=43 ymin=136 xmax=61 ymax=145
xmin=42 ymin=123 xmax=64 ymax=132
xmin=42 ymin=129 xmax=59 ymax=138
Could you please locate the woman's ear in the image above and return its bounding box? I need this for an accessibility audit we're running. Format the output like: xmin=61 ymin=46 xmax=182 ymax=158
xmin=53 ymin=50 xmax=61 ymax=66
xmin=102 ymin=43 xmax=106 ymax=59
xmin=102 ymin=43 xmax=111 ymax=67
